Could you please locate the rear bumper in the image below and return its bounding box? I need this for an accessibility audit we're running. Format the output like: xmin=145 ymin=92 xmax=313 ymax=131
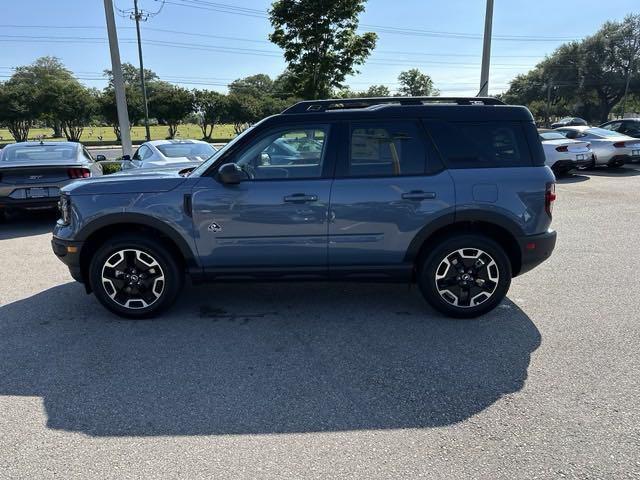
xmin=51 ymin=237 xmax=84 ymax=283
xmin=516 ymin=229 xmax=557 ymax=276
xmin=0 ymin=196 xmax=59 ymax=209
xmin=606 ymin=155 xmax=628 ymax=167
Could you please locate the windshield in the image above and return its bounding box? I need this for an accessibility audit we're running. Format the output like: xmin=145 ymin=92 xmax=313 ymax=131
xmin=1 ymin=144 xmax=77 ymax=162
xmin=156 ymin=143 xmax=216 ymax=159
xmin=189 ymin=125 xmax=257 ymax=177
xmin=540 ymin=132 xmax=567 ymax=141
xmin=586 ymin=127 xmax=626 ymax=138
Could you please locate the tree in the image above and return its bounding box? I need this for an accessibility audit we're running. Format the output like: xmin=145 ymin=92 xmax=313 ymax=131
xmin=54 ymin=83 xmax=98 ymax=142
xmin=397 ymin=69 xmax=439 ymax=96
xmin=103 ymin=62 xmax=158 ymax=88
xmin=361 ymin=84 xmax=390 ymax=97
xmin=503 ymin=14 xmax=640 ymax=124
xmin=269 ymin=0 xmax=377 ymax=99
xmin=97 ymin=85 xmax=144 ymax=140
xmin=193 ymin=89 xmax=224 ymax=140
xmin=148 ymin=83 xmax=194 ymax=138
xmin=10 ymin=56 xmax=77 ymax=138
xmin=220 ymin=94 xmax=261 ymax=134
xmin=229 ymin=74 xmax=274 ymax=98
xmin=0 ymin=81 xmax=38 ymax=142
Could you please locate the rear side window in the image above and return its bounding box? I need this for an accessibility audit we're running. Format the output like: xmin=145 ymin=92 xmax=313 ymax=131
xmin=344 ymin=121 xmax=426 ymax=177
xmin=427 ymin=121 xmax=532 ymax=168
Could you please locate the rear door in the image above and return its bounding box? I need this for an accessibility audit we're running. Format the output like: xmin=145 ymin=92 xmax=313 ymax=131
xmin=328 ymin=119 xmax=455 ymax=274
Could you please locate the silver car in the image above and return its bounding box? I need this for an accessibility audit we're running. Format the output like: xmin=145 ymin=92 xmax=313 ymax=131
xmin=0 ymin=141 xmax=103 ymax=214
xmin=121 ymin=139 xmax=217 ymax=171
xmin=554 ymin=126 xmax=640 ymax=167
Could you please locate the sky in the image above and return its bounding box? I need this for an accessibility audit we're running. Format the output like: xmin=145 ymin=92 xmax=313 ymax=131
xmin=1 ymin=0 xmax=638 ymax=96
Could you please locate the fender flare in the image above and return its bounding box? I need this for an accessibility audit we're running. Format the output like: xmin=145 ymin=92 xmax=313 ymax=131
xmin=76 ymin=212 xmax=199 ymax=268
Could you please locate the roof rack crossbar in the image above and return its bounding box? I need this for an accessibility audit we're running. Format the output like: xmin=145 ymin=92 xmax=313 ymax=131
xmin=282 ymin=96 xmax=505 ymax=114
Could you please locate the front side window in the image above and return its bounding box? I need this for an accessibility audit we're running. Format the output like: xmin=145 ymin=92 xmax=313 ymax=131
xmin=428 ymin=121 xmax=532 ymax=168
xmin=233 ymin=125 xmax=329 ymax=180
xmin=345 ymin=121 xmax=426 ymax=177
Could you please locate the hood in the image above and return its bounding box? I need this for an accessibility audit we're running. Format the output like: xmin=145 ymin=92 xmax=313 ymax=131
xmin=62 ymin=169 xmax=187 ymax=195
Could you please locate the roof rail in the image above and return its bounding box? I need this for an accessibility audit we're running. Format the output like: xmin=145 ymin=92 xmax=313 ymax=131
xmin=282 ymin=96 xmax=505 ymax=114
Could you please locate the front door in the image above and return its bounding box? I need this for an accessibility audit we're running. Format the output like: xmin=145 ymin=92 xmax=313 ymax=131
xmin=191 ymin=124 xmax=334 ymax=273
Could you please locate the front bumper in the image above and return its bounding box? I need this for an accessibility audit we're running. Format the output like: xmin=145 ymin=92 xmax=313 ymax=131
xmin=51 ymin=236 xmax=84 ymax=283
xmin=517 ymin=229 xmax=557 ymax=276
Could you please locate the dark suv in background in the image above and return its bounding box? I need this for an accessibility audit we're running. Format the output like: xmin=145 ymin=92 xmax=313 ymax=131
xmin=52 ymin=97 xmax=557 ymax=319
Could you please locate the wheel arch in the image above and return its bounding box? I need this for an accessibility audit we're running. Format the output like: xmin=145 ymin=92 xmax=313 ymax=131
xmin=406 ymin=214 xmax=523 ymax=277
xmin=76 ymin=214 xmax=198 ymax=291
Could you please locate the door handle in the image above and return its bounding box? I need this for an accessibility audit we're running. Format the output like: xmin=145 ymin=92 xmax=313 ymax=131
xmin=401 ymin=190 xmax=436 ymax=201
xmin=284 ymin=193 xmax=318 ymax=203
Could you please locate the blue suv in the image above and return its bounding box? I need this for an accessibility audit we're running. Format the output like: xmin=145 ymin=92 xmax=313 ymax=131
xmin=52 ymin=97 xmax=557 ymax=319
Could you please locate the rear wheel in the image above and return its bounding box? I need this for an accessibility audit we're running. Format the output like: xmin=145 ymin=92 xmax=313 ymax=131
xmin=89 ymin=234 xmax=183 ymax=319
xmin=418 ymin=234 xmax=512 ymax=319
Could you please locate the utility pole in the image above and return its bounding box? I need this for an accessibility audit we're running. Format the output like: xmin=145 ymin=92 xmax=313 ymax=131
xmin=103 ymin=0 xmax=132 ymax=158
xmin=133 ymin=0 xmax=151 ymax=142
xmin=478 ymin=0 xmax=494 ymax=97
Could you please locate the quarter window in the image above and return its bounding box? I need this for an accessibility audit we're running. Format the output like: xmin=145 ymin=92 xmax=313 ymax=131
xmin=346 ymin=121 xmax=426 ymax=177
xmin=428 ymin=121 xmax=532 ymax=168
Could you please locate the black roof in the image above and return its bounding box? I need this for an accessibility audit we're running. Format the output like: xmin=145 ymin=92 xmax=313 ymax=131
xmin=271 ymin=96 xmax=532 ymax=124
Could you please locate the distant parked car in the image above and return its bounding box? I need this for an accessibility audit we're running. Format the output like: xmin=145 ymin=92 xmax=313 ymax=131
xmin=554 ymin=126 xmax=640 ymax=167
xmin=0 ymin=141 xmax=102 ymax=216
xmin=550 ymin=117 xmax=588 ymax=129
xmin=122 ymin=140 xmax=217 ymax=171
xmin=599 ymin=118 xmax=640 ymax=139
xmin=538 ymin=130 xmax=594 ymax=175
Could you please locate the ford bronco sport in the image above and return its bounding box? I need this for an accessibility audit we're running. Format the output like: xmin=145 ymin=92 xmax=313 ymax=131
xmin=52 ymin=97 xmax=557 ymax=319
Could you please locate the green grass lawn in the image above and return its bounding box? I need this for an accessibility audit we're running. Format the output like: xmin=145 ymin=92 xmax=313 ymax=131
xmin=0 ymin=123 xmax=236 ymax=144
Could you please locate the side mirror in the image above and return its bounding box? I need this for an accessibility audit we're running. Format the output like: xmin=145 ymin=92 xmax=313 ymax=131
xmin=95 ymin=154 xmax=106 ymax=161
xmin=218 ymin=163 xmax=248 ymax=184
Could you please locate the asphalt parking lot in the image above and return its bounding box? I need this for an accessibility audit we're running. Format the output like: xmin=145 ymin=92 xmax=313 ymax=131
xmin=1 ymin=166 xmax=639 ymax=479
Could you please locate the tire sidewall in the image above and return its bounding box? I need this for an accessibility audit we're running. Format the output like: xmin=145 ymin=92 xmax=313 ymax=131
xmin=89 ymin=235 xmax=183 ymax=319
xmin=419 ymin=234 xmax=512 ymax=319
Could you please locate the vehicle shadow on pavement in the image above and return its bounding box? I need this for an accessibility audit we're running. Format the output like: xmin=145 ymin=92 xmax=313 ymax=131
xmin=0 ymin=210 xmax=57 ymax=240
xmin=555 ymin=174 xmax=590 ymax=184
xmin=0 ymin=281 xmax=541 ymax=437
xmin=585 ymin=166 xmax=640 ymax=177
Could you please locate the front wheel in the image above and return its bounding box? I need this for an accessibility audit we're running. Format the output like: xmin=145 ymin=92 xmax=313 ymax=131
xmin=418 ymin=234 xmax=512 ymax=319
xmin=89 ymin=234 xmax=184 ymax=319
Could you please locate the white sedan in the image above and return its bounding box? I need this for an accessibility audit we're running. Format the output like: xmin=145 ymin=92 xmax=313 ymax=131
xmin=122 ymin=140 xmax=217 ymax=170
xmin=539 ymin=130 xmax=594 ymax=175
xmin=554 ymin=126 xmax=640 ymax=167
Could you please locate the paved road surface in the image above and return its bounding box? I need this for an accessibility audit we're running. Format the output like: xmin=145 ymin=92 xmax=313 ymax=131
xmin=1 ymin=166 xmax=639 ymax=479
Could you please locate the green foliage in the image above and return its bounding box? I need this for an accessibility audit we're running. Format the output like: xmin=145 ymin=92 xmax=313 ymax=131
xmin=103 ymin=62 xmax=159 ymax=88
xmin=193 ymin=89 xmax=225 ymax=140
xmin=397 ymin=69 xmax=439 ymax=97
xmin=229 ymin=74 xmax=275 ymax=98
xmin=0 ymin=80 xmax=39 ymax=142
xmin=269 ymin=0 xmax=377 ymax=99
xmin=503 ymin=14 xmax=640 ymax=124
xmin=220 ymin=94 xmax=262 ymax=134
xmin=54 ymin=83 xmax=98 ymax=142
xmin=148 ymin=83 xmax=195 ymax=138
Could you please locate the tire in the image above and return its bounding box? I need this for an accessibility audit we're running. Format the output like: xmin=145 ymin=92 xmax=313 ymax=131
xmin=417 ymin=234 xmax=512 ymax=319
xmin=88 ymin=234 xmax=184 ymax=319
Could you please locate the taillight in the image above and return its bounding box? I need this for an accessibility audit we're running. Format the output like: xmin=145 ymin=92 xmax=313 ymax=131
xmin=613 ymin=141 xmax=627 ymax=148
xmin=545 ymin=182 xmax=557 ymax=218
xmin=68 ymin=168 xmax=91 ymax=179
xmin=555 ymin=145 xmax=568 ymax=152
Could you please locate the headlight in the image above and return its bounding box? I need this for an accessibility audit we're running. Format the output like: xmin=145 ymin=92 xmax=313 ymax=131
xmin=58 ymin=195 xmax=71 ymax=225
